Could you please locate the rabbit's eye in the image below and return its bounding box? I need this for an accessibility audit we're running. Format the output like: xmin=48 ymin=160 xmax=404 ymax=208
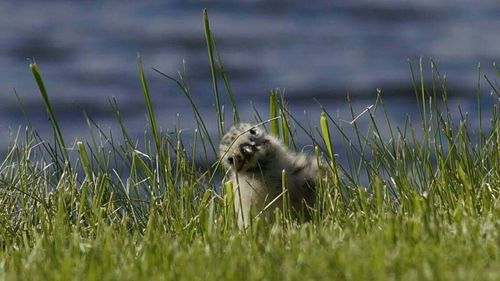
xmin=227 ymin=157 xmax=234 ymax=165
xmin=249 ymin=129 xmax=257 ymax=135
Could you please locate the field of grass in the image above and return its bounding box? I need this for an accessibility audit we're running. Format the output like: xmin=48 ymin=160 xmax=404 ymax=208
xmin=1 ymin=11 xmax=499 ymax=281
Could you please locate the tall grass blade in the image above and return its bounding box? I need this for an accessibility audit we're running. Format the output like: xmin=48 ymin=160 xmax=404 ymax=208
xmin=77 ymin=141 xmax=93 ymax=180
xmin=203 ymin=9 xmax=224 ymax=136
xmin=137 ymin=54 xmax=165 ymax=185
xmin=29 ymin=62 xmax=69 ymax=165
xmin=320 ymin=111 xmax=340 ymax=185
xmin=269 ymin=89 xmax=279 ymax=137
xmin=320 ymin=112 xmax=334 ymax=161
xmin=280 ymin=108 xmax=290 ymax=147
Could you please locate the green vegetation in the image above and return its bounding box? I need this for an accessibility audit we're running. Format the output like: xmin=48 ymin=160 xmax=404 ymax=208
xmin=1 ymin=11 xmax=499 ymax=281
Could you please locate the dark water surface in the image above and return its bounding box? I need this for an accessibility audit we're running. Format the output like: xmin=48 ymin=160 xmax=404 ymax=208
xmin=0 ymin=0 xmax=499 ymax=154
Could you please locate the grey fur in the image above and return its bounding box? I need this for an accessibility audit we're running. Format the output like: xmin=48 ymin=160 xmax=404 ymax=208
xmin=219 ymin=123 xmax=324 ymax=228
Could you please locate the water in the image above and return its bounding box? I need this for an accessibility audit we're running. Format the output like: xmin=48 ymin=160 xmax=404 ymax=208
xmin=0 ymin=0 xmax=499 ymax=154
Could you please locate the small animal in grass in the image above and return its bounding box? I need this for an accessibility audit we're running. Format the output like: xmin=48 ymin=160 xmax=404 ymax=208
xmin=219 ymin=123 xmax=327 ymax=228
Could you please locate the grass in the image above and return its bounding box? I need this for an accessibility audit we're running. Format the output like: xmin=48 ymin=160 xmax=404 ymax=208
xmin=1 ymin=10 xmax=500 ymax=281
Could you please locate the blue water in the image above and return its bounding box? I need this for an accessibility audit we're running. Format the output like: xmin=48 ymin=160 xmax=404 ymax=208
xmin=0 ymin=0 xmax=499 ymax=154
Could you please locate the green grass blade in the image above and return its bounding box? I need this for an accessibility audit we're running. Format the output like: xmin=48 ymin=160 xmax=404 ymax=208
xmin=280 ymin=109 xmax=290 ymax=147
xmin=29 ymin=62 xmax=69 ymax=165
xmin=137 ymin=54 xmax=165 ymax=184
xmin=320 ymin=111 xmax=334 ymax=161
xmin=269 ymin=90 xmax=279 ymax=137
xmin=203 ymin=9 xmax=224 ymax=137
xmin=77 ymin=141 xmax=93 ymax=180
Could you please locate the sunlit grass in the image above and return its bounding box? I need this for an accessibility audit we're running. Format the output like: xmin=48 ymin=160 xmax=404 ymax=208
xmin=0 ymin=10 xmax=499 ymax=281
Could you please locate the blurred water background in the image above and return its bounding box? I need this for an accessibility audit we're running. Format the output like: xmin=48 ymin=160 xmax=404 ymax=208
xmin=0 ymin=0 xmax=499 ymax=157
